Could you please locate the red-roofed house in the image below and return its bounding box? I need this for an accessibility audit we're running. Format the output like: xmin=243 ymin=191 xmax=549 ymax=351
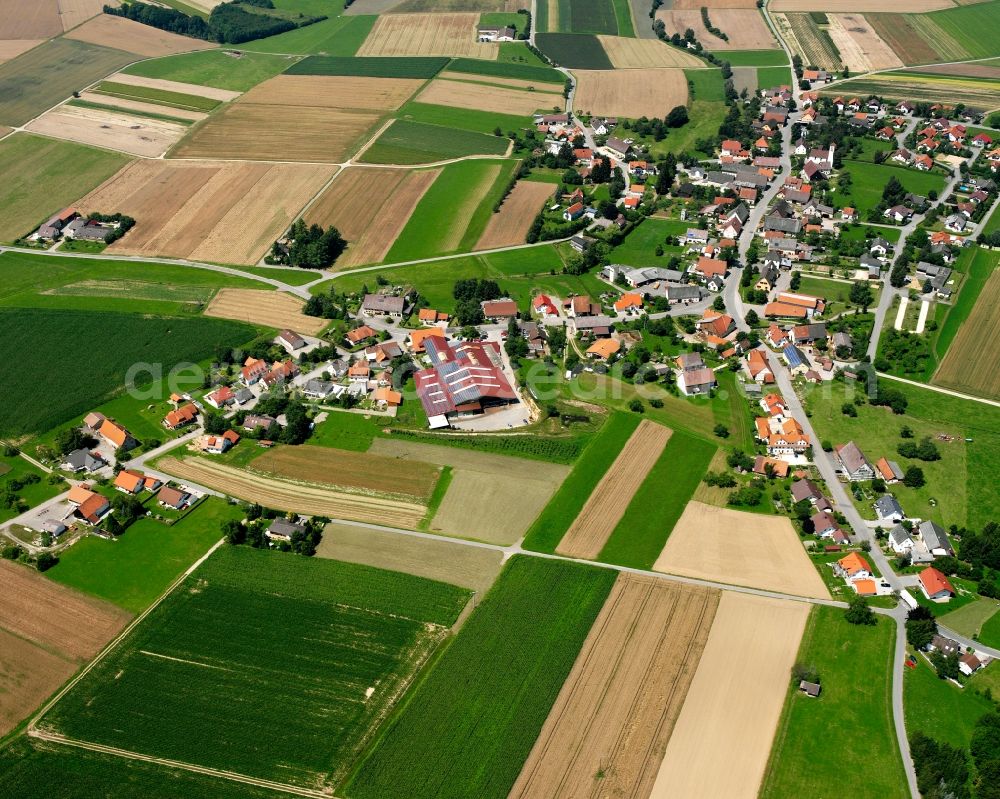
xmin=205 ymin=386 xmax=235 ymax=410
xmin=918 ymin=567 xmax=955 ymax=602
xmin=98 ymin=419 xmax=136 ymax=451
xmin=532 ymin=294 xmax=559 ymax=317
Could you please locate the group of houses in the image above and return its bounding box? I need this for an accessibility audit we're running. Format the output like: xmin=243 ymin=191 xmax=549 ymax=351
xmin=31 ymin=208 xmax=120 ymax=244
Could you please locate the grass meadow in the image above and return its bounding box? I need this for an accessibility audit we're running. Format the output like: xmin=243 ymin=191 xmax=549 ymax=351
xmin=598 ymin=430 xmax=716 ymax=569
xmin=447 ymin=57 xmax=564 ymax=84
xmin=645 ymin=68 xmax=727 ymax=156
xmin=0 ymin=134 xmax=130 ymax=244
xmin=924 ymin=1 xmax=1000 ymax=60
xmin=522 ymin=412 xmax=640 ymax=553
xmin=360 ymin=119 xmax=510 ymax=164
xmin=760 ymin=606 xmax=906 ymax=798
xmin=557 ymin=0 xmax=619 ymax=35
xmin=345 ymin=555 xmax=616 ymax=799
xmin=979 ymin=611 xmax=1000 ymax=649
xmin=243 ymin=14 xmax=376 ymax=55
xmin=395 ymin=102 xmax=533 ymax=136
xmin=836 ymin=160 xmax=946 ymax=215
xmin=0 ymin=452 xmax=63 ymax=524
xmin=44 ymin=547 xmax=470 ymax=789
xmin=286 ymin=55 xmax=447 ymax=77
xmin=721 ymin=50 xmax=789 ymax=66
xmin=122 ymin=50 xmax=291 ymax=91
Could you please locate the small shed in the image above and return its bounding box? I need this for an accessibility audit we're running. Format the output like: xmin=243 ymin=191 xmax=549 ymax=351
xmin=799 ymin=680 xmax=821 ymax=697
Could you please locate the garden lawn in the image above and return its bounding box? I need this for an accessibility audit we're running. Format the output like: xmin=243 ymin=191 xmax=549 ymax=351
xmin=360 ymin=120 xmax=510 ymax=164
xmin=598 ymin=430 xmax=716 ymax=569
xmin=607 ymin=217 xmax=688 ymax=266
xmin=0 ymin=453 xmax=62 ymax=524
xmin=522 ymin=412 xmax=640 ymax=553
xmin=345 ymin=555 xmax=616 ymax=799
xmin=122 ymin=50 xmax=291 ymax=92
xmin=759 ymin=606 xmax=906 ymax=798
xmin=836 ymin=160 xmax=946 ymax=215
xmin=47 ymin=499 xmax=239 ymax=613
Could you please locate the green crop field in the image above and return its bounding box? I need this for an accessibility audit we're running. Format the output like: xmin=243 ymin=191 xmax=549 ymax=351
xmin=346 ymin=556 xmax=616 ymax=799
xmin=0 ymin=134 xmax=130 ymax=245
xmin=598 ymin=430 xmax=716 ymax=569
xmin=384 ymin=159 xmax=517 ymax=260
xmin=447 ymin=57 xmax=564 ymax=84
xmin=286 ymin=55 xmax=448 ymax=78
xmin=721 ymin=50 xmax=789 ymax=66
xmin=0 ymin=307 xmax=255 ymax=437
xmin=48 ymin=499 xmax=240 ymax=613
xmin=0 ymin=737 xmax=293 ymax=799
xmin=924 ymin=1 xmax=1000 ymax=60
xmin=122 ymin=50 xmax=291 ymax=92
xmin=558 ymin=0 xmax=619 ymax=35
xmin=801 ymin=378 xmax=1000 ymax=531
xmin=0 ymin=452 xmax=63 ymax=524
xmin=43 ymin=547 xmax=470 ymax=789
xmin=359 ymin=119 xmax=509 ymax=164
xmin=396 ymin=102 xmax=532 ymax=136
xmin=0 ymin=39 xmax=134 ymax=127
xmin=522 ymin=412 xmax=640 ymax=553
xmin=536 ymin=33 xmax=614 ymax=69
xmin=835 ymin=160 xmax=946 ymax=215
xmin=243 ymin=14 xmax=377 ymax=55
xmin=94 ymin=81 xmax=221 ymax=112
xmin=760 ymin=606 xmax=906 ymax=798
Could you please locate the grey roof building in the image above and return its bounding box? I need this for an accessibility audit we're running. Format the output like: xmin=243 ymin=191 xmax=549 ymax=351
xmin=874 ymin=494 xmax=905 ymax=521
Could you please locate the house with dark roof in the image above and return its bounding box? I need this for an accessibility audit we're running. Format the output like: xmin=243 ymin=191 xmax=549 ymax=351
xmin=361 ymin=294 xmax=406 ymax=318
xmin=919 ymin=521 xmax=953 ymax=557
xmin=266 ymin=517 xmax=306 ymax=543
xmin=874 ymin=494 xmax=905 ymax=522
xmin=61 ymin=448 xmax=106 ymax=473
xmin=835 ymin=441 xmax=875 ymax=481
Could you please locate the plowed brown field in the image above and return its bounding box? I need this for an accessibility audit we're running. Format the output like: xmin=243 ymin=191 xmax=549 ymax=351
xmin=158 ymin=456 xmax=427 ymax=528
xmin=475 ymin=180 xmax=553 ymax=250
xmin=240 ymin=75 xmax=423 ymax=111
xmin=556 ymin=420 xmax=671 ymax=560
xmin=416 ymin=78 xmax=559 ymax=115
xmin=306 ymin=167 xmax=440 ymax=266
xmin=65 ymin=14 xmax=216 ymax=56
xmin=358 ymin=13 xmax=495 ymax=58
xmin=77 ymin=159 xmax=334 ymax=266
xmin=650 ymin=592 xmax=811 ymax=799
xmin=252 ymin=444 xmax=442 ymax=500
xmin=573 ymin=69 xmax=687 ymax=120
xmin=511 ymin=575 xmax=720 ymax=799
xmin=203 ymin=288 xmax=327 ymax=334
xmin=0 ymin=629 xmax=75 ymax=737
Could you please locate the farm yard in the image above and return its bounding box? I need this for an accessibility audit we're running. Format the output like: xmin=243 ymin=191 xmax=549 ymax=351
xmin=596 ymin=35 xmax=703 ymax=68
xmin=307 ymin=167 xmax=440 ymax=266
xmin=367 ymin=438 xmax=570 ymax=545
xmin=347 ymin=556 xmax=616 ymax=799
xmin=76 ymin=160 xmax=336 ymax=266
xmin=203 ymin=288 xmax=326 ymax=335
xmin=40 ymin=547 xmax=471 ymax=789
xmin=358 ymin=13 xmax=497 ymax=58
xmin=825 ymin=13 xmax=903 ymax=72
xmin=475 ymin=180 xmax=555 ymax=249
xmin=0 ymin=133 xmax=129 ymax=244
xmin=511 ymin=576 xmax=720 ymax=799
xmin=656 ymin=9 xmax=780 ymax=50
xmin=556 ymin=420 xmax=671 ymax=560
xmin=63 ymin=14 xmax=216 ymax=57
xmin=934 ymin=268 xmax=1000 ymax=402
xmin=653 ymin=592 xmax=811 ymax=799
xmin=572 ymin=68 xmax=688 ymax=120
xmin=156 ymin=456 xmax=428 ymax=529
xmin=316 ymin=521 xmax=504 ymax=593
xmin=26 ymin=104 xmax=189 ymax=158
xmin=0 ymin=560 xmax=130 ymax=737
xmin=653 ymin=501 xmax=831 ymax=599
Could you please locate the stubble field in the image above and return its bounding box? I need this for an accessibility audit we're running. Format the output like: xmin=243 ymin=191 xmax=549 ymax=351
xmin=825 ymin=13 xmax=903 ymax=73
xmin=865 ymin=14 xmax=940 ymax=64
xmin=596 ymin=35 xmax=704 ymax=68
xmin=103 ymin=71 xmax=241 ymax=101
xmin=358 ymin=13 xmax=497 ymax=58
xmin=415 ymin=77 xmax=560 ymax=115
xmin=26 ymin=104 xmax=189 ymax=158
xmin=573 ymin=68 xmax=688 ymax=119
xmin=203 ymin=288 xmax=327 ymax=334
xmin=556 ymin=419 xmax=671 ymax=560
xmin=0 ymin=0 xmax=63 ymax=38
xmin=511 ymin=575 xmax=720 ymax=799
xmin=64 ymin=14 xmax=216 ymax=57
xmin=307 ymin=166 xmax=440 ymax=266
xmin=656 ymin=9 xmax=779 ymax=50
xmin=653 ymin=501 xmax=831 ymax=598
xmin=475 ymin=179 xmax=554 ymax=249
xmin=57 ymin=0 xmax=109 ymax=31
xmin=0 ymin=40 xmax=43 ymax=63
xmin=76 ymin=160 xmax=335 ymax=266
xmin=239 ymin=74 xmax=423 ymax=111
xmin=650 ymin=592 xmax=811 ymax=799
xmin=158 ymin=457 xmax=427 ymax=528
xmin=934 ymin=268 xmax=1000 ymax=401
xmin=771 ymin=0 xmax=952 ymax=9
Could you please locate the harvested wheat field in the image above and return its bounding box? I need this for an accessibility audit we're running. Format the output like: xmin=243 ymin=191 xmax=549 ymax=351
xmin=77 ymin=90 xmax=207 ymax=121
xmin=557 ymin=421 xmax=671 ymax=560
xmin=0 ymin=628 xmax=76 ymax=737
xmin=826 ymin=13 xmax=903 ymax=73
xmin=172 ymin=102 xmax=378 ymax=162
xmin=26 ymin=104 xmax=188 ymax=158
xmin=437 ymin=70 xmax=559 ymax=90
xmin=159 ymin=457 xmax=427 ymax=528
xmin=58 ymin=0 xmax=113 ymax=32
xmin=240 ymin=74 xmax=423 ymax=111
xmin=573 ymin=69 xmax=687 ymax=120
xmin=771 ymin=0 xmax=952 ymax=9
xmin=476 ymin=180 xmax=553 ymax=250
xmin=657 ymin=9 xmax=778 ymax=50
xmin=104 ymin=71 xmax=240 ymax=101
xmin=0 ymin=0 xmax=62 ymax=39
xmin=653 ymin=501 xmax=830 ymax=599
xmin=0 ymin=40 xmax=43 ymax=63
xmin=934 ymin=269 xmax=1000 ymax=402
xmin=368 ymin=437 xmax=569 ymax=545
xmin=204 ymin=288 xmax=327 ymax=334
xmin=511 ymin=575 xmax=720 ymax=799
xmin=65 ymin=14 xmax=215 ymax=57
xmin=252 ymin=444 xmax=442 ymax=501
xmin=416 ymin=78 xmax=559 ymax=115
xmin=77 ymin=159 xmax=334 ymax=265
xmin=597 ymin=35 xmax=703 ymax=68
xmin=317 ymin=521 xmax=504 ymax=593
xmin=307 ymin=166 xmax=439 ymax=266
xmin=669 ymin=0 xmax=760 ymax=7
xmin=358 ymin=13 xmax=495 ymax=58
xmin=650 ymin=592 xmax=810 ymax=799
